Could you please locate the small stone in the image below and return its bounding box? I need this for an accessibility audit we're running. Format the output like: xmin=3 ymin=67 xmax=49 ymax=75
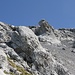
xmin=62 ymin=48 xmax=65 ymax=50
xmin=71 ymin=49 xmax=75 ymax=53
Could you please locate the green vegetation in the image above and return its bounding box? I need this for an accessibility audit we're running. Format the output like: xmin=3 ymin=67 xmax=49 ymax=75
xmin=4 ymin=57 xmax=32 ymax=75
xmin=16 ymin=65 xmax=31 ymax=75
xmin=4 ymin=70 xmax=15 ymax=75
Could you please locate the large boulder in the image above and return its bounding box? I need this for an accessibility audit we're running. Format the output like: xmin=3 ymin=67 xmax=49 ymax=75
xmin=37 ymin=20 xmax=61 ymax=44
xmin=38 ymin=20 xmax=54 ymax=33
xmin=9 ymin=26 xmax=45 ymax=62
xmin=32 ymin=20 xmax=54 ymax=35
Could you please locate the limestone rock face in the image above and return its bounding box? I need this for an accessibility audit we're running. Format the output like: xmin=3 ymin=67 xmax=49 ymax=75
xmin=38 ymin=20 xmax=54 ymax=34
xmin=0 ymin=21 xmax=74 ymax=75
xmin=0 ymin=22 xmax=31 ymax=75
xmin=32 ymin=20 xmax=54 ymax=35
xmin=37 ymin=20 xmax=61 ymax=44
xmin=54 ymin=29 xmax=75 ymax=41
xmin=7 ymin=25 xmax=71 ymax=75
xmin=0 ymin=22 xmax=11 ymax=43
xmin=9 ymin=26 xmax=45 ymax=63
xmin=32 ymin=51 xmax=70 ymax=75
xmin=0 ymin=49 xmax=8 ymax=71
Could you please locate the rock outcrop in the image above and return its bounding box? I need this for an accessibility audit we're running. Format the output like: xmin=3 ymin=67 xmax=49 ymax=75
xmin=0 ymin=20 xmax=74 ymax=75
xmin=29 ymin=20 xmax=61 ymax=44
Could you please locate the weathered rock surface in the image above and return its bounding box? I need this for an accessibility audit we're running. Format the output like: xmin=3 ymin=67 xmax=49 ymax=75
xmin=0 ymin=20 xmax=75 ymax=75
xmin=0 ymin=69 xmax=6 ymax=75
xmin=29 ymin=20 xmax=54 ymax=35
xmin=29 ymin=20 xmax=61 ymax=44
xmin=0 ymin=48 xmax=8 ymax=71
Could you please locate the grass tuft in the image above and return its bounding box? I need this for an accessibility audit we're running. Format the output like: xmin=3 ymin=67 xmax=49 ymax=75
xmin=4 ymin=70 xmax=15 ymax=75
xmin=5 ymin=57 xmax=32 ymax=75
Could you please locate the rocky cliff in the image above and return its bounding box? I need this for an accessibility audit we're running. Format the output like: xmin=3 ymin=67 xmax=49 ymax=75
xmin=0 ymin=20 xmax=75 ymax=75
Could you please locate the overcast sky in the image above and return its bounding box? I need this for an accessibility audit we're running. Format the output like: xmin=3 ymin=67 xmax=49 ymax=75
xmin=0 ymin=0 xmax=75 ymax=28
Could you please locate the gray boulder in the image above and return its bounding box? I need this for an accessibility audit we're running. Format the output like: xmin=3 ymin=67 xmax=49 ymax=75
xmin=32 ymin=20 xmax=54 ymax=35
xmin=9 ymin=26 xmax=45 ymax=62
xmin=37 ymin=20 xmax=61 ymax=44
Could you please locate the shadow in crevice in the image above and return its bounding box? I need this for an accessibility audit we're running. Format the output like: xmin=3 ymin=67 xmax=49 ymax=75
xmin=72 ymin=41 xmax=75 ymax=48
